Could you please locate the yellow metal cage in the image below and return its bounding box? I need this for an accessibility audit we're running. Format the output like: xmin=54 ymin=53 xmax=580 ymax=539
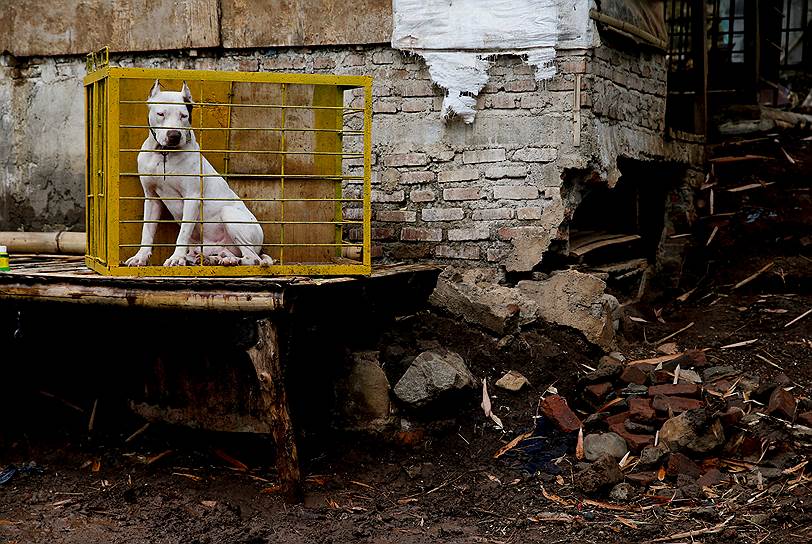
xmin=84 ymin=54 xmax=372 ymax=277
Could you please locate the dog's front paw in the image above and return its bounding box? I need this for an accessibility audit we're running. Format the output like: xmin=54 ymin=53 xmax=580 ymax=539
xmin=259 ymin=254 xmax=275 ymax=267
xmin=163 ymin=254 xmax=187 ymax=267
xmin=124 ymin=252 xmax=151 ymax=266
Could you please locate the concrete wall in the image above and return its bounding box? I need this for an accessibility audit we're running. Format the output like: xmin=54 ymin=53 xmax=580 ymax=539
xmin=0 ymin=41 xmax=700 ymax=268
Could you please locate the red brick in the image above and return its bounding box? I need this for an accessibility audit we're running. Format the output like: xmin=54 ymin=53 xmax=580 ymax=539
xmin=540 ymin=395 xmax=582 ymax=433
xmin=606 ymin=411 xmax=630 ymax=427
xmin=585 ymin=382 xmax=613 ymax=403
xmin=620 ymin=366 xmax=648 ymax=385
xmin=651 ymin=370 xmax=673 ymax=384
xmin=648 ymin=384 xmax=700 ymax=398
xmin=667 ymin=453 xmax=701 ymax=478
xmin=697 ymin=468 xmax=724 ymax=488
xmin=718 ymin=407 xmax=744 ymax=426
xmin=652 ymin=395 xmax=703 ymax=414
xmin=628 ymin=398 xmax=656 ymax=423
xmin=608 ymin=422 xmax=654 ymax=452
xmin=767 ymin=387 xmax=797 ymax=420
xmin=626 ymin=472 xmax=657 ymax=486
xmin=798 ymin=411 xmax=812 ymax=427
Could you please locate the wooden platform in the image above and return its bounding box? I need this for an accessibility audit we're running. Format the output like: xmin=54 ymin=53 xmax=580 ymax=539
xmin=0 ymin=255 xmax=438 ymax=312
xmin=1 ymin=255 xmax=440 ymax=503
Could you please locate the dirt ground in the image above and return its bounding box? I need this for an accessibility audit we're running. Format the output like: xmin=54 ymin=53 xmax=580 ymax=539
xmin=2 ymin=136 xmax=812 ymax=543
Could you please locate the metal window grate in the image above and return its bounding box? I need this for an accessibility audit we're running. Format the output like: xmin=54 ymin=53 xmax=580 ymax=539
xmin=666 ymin=0 xmax=694 ymax=73
xmin=781 ymin=0 xmax=810 ymax=65
xmin=84 ymin=61 xmax=372 ymax=277
xmin=709 ymin=0 xmax=747 ymax=64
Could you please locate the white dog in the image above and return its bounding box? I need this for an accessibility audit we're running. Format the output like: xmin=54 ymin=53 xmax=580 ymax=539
xmin=125 ymin=80 xmax=273 ymax=267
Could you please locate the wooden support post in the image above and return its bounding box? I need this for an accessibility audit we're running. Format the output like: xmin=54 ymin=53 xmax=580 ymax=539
xmin=247 ymin=318 xmax=303 ymax=503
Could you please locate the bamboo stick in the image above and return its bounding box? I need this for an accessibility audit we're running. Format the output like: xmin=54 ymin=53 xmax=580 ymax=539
xmin=0 ymin=231 xmax=85 ymax=255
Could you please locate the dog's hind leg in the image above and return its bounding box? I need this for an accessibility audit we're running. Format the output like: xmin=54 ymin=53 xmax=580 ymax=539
xmin=222 ymin=206 xmax=266 ymax=266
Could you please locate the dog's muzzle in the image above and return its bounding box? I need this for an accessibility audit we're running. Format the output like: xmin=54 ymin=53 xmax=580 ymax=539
xmin=166 ymin=130 xmax=182 ymax=147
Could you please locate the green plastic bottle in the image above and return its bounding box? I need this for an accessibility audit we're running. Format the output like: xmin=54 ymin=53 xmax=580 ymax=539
xmin=0 ymin=245 xmax=10 ymax=271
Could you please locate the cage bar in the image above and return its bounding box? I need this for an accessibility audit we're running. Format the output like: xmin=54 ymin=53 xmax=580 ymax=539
xmin=83 ymin=65 xmax=372 ymax=277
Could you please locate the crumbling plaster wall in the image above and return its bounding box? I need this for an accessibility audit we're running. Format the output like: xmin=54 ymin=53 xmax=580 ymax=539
xmin=0 ymin=40 xmax=700 ymax=269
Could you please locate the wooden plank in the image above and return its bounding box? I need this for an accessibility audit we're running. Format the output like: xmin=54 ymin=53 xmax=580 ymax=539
xmin=570 ymin=234 xmax=641 ymax=257
xmin=0 ymin=1 xmax=219 ymax=57
xmin=0 ymin=282 xmax=286 ymax=312
xmin=220 ymin=0 xmax=392 ymax=49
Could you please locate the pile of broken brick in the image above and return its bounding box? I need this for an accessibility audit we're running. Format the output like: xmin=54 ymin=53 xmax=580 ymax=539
xmin=535 ymin=350 xmax=811 ymax=500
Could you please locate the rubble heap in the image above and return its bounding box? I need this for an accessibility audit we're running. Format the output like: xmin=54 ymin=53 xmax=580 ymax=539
xmin=501 ymin=349 xmax=811 ymax=500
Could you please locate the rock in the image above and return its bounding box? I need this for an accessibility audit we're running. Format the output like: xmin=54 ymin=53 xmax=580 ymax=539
xmin=648 ymin=384 xmax=700 ymax=398
xmin=702 ymin=366 xmax=739 ymax=383
xmin=659 ymin=409 xmax=725 ymax=453
xmin=609 ymin=482 xmax=635 ymax=502
xmin=619 ymin=365 xmax=648 ymax=385
xmin=574 ymin=454 xmax=624 ymax=494
xmin=798 ymin=411 xmax=812 ymax=427
xmin=540 ymin=395 xmax=582 ymax=433
xmin=767 ymin=387 xmax=796 ymax=420
xmin=517 ymin=271 xmax=619 ymax=350
xmin=667 ymin=452 xmax=701 ymax=478
xmin=495 ymin=370 xmax=529 ymax=392
xmin=584 ymin=382 xmax=613 ymax=403
xmin=338 ymin=351 xmax=393 ymax=429
xmin=674 ymin=349 xmax=708 ymax=368
xmin=652 ymin=395 xmax=704 ymax=414
xmin=677 ymin=369 xmax=702 ymax=384
xmin=606 ymin=412 xmax=630 ymax=426
xmin=583 ymin=412 xmax=609 ymax=431
xmin=393 ymin=349 xmax=476 ymax=407
xmin=583 ymin=432 xmax=628 ymax=461
xmin=609 ymin=352 xmax=626 ymax=362
xmin=429 ymin=267 xmax=539 ymax=335
xmin=657 ymin=342 xmax=679 ymax=355
xmin=620 ymin=384 xmax=649 ymax=397
xmin=581 ymin=357 xmax=623 ymax=383
xmin=629 ymin=398 xmax=657 ymax=423
xmin=624 ymin=420 xmax=656 ymax=434
xmin=638 ymin=444 xmax=668 ymax=466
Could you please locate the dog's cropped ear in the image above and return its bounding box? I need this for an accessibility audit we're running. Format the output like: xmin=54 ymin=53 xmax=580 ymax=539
xmin=148 ymin=79 xmax=162 ymax=100
xmin=181 ymin=81 xmax=194 ymax=116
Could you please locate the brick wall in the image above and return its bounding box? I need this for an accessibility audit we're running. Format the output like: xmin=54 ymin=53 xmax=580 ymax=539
xmin=1 ymin=42 xmax=700 ymax=269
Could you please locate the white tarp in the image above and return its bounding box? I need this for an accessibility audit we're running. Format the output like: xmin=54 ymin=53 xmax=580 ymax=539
xmin=392 ymin=0 xmax=594 ymax=123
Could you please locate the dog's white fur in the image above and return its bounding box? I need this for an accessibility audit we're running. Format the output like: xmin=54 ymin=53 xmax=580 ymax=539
xmin=125 ymin=80 xmax=273 ymax=267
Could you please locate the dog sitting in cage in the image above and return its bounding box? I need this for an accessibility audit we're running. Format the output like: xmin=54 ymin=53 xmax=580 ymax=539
xmin=125 ymin=80 xmax=274 ymax=267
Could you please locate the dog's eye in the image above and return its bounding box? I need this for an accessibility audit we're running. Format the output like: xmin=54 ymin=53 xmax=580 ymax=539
xmin=156 ymin=112 xmax=165 ymax=117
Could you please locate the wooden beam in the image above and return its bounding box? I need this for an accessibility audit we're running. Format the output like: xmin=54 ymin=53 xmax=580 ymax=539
xmin=247 ymin=319 xmax=303 ymax=503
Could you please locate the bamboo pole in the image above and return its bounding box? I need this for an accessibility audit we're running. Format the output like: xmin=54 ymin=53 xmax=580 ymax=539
xmin=0 ymin=231 xmax=85 ymax=255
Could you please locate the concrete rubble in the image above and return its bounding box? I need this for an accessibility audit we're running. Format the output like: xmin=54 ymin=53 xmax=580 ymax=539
xmin=494 ymin=347 xmax=811 ymax=502
xmin=428 ymin=265 xmax=621 ymax=350
xmin=428 ymin=267 xmax=538 ymax=335
xmin=518 ymin=270 xmax=621 ymax=351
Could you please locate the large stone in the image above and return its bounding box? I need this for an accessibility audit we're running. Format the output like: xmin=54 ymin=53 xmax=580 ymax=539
xmin=429 ymin=267 xmax=538 ymax=335
xmin=574 ymin=454 xmax=624 ymax=495
xmin=659 ymin=409 xmax=725 ymax=454
xmin=518 ymin=271 xmax=619 ymax=350
xmin=583 ymin=432 xmax=628 ymax=461
xmin=339 ymin=352 xmax=392 ymax=426
xmin=393 ymin=349 xmax=476 ymax=407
